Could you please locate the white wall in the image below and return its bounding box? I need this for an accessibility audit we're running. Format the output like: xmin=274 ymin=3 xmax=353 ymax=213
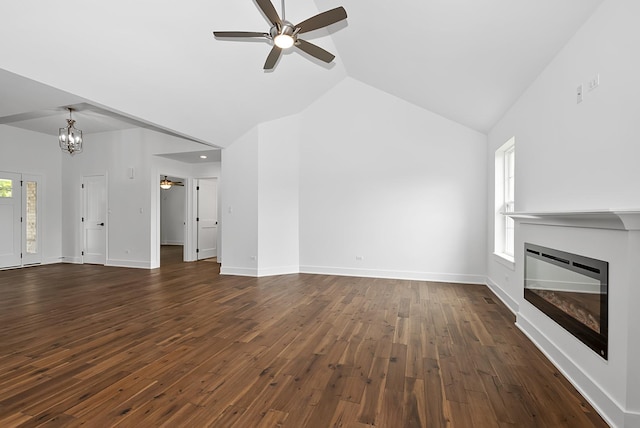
xmin=0 ymin=125 xmax=62 ymax=264
xmin=61 ymin=128 xmax=152 ymax=267
xmin=485 ymin=1 xmax=640 ymax=425
xmin=60 ymin=126 xmax=221 ymax=268
xmin=220 ymin=77 xmax=488 ymax=282
xmin=160 ymin=185 xmax=185 ymax=245
xmin=299 ymin=78 xmax=487 ymax=282
xmin=257 ymin=116 xmax=300 ymax=276
xmin=220 ymin=127 xmax=259 ymax=275
xmin=486 ymin=0 xmax=640 ymax=311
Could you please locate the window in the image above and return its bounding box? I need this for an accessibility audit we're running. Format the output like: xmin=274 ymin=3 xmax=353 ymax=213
xmin=0 ymin=179 xmax=12 ymax=198
xmin=26 ymin=181 xmax=38 ymax=254
xmin=495 ymin=137 xmax=515 ymax=261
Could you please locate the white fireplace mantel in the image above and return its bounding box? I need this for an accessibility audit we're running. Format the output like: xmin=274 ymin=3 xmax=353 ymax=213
xmin=505 ymin=208 xmax=640 ymax=427
xmin=507 ymin=210 xmax=640 ymax=231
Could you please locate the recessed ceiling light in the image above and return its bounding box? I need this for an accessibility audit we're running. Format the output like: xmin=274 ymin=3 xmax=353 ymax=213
xmin=200 ymin=155 xmax=207 ymax=159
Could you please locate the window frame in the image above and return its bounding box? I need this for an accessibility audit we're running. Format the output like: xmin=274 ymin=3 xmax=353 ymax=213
xmin=494 ymin=137 xmax=516 ymax=265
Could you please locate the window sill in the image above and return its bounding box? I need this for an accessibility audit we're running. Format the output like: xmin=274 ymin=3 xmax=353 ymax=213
xmin=493 ymin=252 xmax=515 ymax=271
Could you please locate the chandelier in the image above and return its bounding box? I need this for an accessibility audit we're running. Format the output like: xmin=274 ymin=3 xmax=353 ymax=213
xmin=59 ymin=108 xmax=83 ymax=155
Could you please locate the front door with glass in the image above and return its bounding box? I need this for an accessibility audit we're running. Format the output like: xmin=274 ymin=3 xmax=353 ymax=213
xmin=0 ymin=172 xmax=23 ymax=269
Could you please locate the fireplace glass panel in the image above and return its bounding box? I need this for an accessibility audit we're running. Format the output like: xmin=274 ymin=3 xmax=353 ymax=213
xmin=524 ymin=243 xmax=608 ymax=359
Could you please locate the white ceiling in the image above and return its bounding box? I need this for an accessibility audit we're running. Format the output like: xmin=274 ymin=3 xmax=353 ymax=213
xmin=0 ymin=0 xmax=603 ymax=147
xmin=0 ymin=70 xmax=217 ymax=147
xmin=156 ymin=150 xmax=222 ymax=164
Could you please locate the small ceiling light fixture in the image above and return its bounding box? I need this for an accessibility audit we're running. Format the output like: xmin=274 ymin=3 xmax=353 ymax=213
xmin=160 ymin=176 xmax=172 ymax=190
xmin=272 ymin=1 xmax=296 ymax=49
xmin=59 ymin=108 xmax=83 ymax=155
xmin=273 ymin=23 xmax=296 ymax=49
xmin=200 ymin=155 xmax=208 ymax=159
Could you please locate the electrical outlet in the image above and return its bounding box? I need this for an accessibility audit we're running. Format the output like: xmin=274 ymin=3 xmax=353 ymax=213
xmin=355 ymin=255 xmax=364 ymax=261
xmin=577 ymin=84 xmax=583 ymax=103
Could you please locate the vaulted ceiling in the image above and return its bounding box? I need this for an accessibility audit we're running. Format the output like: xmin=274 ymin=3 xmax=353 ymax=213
xmin=0 ymin=0 xmax=602 ymax=149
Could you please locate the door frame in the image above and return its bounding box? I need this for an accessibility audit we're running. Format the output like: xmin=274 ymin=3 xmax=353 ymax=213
xmin=153 ymin=173 xmax=221 ymax=267
xmin=155 ymin=173 xmax=194 ymax=267
xmin=159 ymin=174 xmax=188 ymax=263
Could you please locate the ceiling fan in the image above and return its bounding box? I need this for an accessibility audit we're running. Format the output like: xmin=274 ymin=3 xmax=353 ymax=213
xmin=213 ymin=0 xmax=347 ymax=70
xmin=160 ymin=176 xmax=184 ymax=190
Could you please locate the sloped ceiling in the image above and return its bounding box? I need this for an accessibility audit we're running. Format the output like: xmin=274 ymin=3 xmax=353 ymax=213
xmin=0 ymin=0 xmax=602 ymax=148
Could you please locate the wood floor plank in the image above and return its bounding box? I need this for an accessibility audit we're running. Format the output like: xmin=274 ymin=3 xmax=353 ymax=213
xmin=403 ymin=377 xmax=426 ymax=428
xmin=0 ymin=246 xmax=608 ymax=427
xmin=358 ymin=357 xmax=387 ymax=425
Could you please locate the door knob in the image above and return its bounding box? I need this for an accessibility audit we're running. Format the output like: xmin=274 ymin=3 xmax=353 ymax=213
xmin=98 ymin=222 xmax=105 ymax=226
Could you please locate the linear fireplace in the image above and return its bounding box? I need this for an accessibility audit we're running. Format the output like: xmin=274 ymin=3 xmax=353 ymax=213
xmin=524 ymin=243 xmax=608 ymax=359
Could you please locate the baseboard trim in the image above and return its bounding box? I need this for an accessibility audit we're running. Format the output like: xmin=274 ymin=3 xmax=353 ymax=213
xmin=485 ymin=277 xmax=519 ymax=315
xmin=299 ymin=265 xmax=485 ymax=284
xmin=61 ymin=256 xmax=82 ymax=264
xmin=257 ymin=266 xmax=299 ymax=277
xmin=516 ymin=313 xmax=622 ymax=428
xmin=219 ymin=264 xmax=484 ymax=284
xmin=106 ymin=259 xmax=153 ymax=269
xmin=625 ymin=412 xmax=640 ymax=428
xmin=161 ymin=241 xmax=184 ymax=246
xmin=220 ymin=266 xmax=258 ymax=277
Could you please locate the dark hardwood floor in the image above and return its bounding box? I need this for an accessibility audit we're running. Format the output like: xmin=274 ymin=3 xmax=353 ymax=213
xmin=0 ymin=246 xmax=607 ymax=427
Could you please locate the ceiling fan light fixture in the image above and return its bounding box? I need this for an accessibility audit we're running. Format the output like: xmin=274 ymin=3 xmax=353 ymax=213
xmin=160 ymin=176 xmax=172 ymax=190
xmin=274 ymin=33 xmax=294 ymax=49
xmin=272 ymin=21 xmax=296 ymax=49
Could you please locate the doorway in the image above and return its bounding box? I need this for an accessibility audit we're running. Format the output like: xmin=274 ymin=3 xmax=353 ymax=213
xmin=160 ymin=175 xmax=187 ymax=262
xmin=155 ymin=175 xmax=218 ymax=266
xmin=0 ymin=171 xmax=42 ymax=269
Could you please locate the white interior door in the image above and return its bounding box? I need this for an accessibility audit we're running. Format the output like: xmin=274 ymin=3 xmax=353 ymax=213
xmin=0 ymin=172 xmax=22 ymax=269
xmin=197 ymin=178 xmax=217 ymax=260
xmin=83 ymin=175 xmax=107 ymax=265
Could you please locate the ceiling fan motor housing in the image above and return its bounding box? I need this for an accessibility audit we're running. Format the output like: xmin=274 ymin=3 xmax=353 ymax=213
xmin=270 ymin=21 xmax=297 ymax=46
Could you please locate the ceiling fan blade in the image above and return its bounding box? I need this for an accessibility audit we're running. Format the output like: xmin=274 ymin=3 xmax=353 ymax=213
xmin=296 ymin=39 xmax=335 ymax=63
xmin=264 ymin=46 xmax=282 ymax=69
xmin=295 ymin=7 xmax=347 ymax=34
xmin=256 ymin=0 xmax=282 ymax=26
xmin=213 ymin=31 xmax=268 ymax=38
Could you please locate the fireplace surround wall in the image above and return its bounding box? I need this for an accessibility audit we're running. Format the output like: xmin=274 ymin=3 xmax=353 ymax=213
xmin=507 ymin=211 xmax=640 ymax=428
